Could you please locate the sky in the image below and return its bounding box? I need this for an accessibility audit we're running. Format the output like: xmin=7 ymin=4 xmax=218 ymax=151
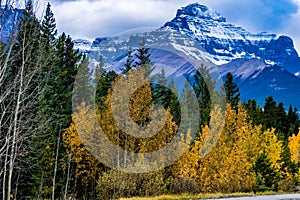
xmin=42 ymin=0 xmax=300 ymax=53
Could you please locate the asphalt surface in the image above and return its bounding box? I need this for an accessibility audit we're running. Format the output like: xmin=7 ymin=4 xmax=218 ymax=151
xmin=205 ymin=194 xmax=300 ymax=200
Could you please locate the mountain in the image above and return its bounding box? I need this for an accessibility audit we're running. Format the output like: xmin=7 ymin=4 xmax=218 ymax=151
xmin=0 ymin=5 xmax=23 ymax=42
xmin=163 ymin=4 xmax=300 ymax=74
xmin=1 ymin=3 xmax=299 ymax=109
xmin=218 ymin=58 xmax=300 ymax=108
xmin=81 ymin=3 xmax=300 ymax=109
xmin=73 ymin=39 xmax=92 ymax=55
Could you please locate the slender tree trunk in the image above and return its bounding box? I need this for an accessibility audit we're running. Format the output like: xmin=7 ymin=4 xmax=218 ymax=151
xmin=52 ymin=131 xmax=61 ymax=200
xmin=38 ymin=171 xmax=44 ymax=199
xmin=64 ymin=156 xmax=72 ymax=200
xmin=7 ymin=37 xmax=25 ymax=200
xmin=2 ymin=129 xmax=11 ymax=200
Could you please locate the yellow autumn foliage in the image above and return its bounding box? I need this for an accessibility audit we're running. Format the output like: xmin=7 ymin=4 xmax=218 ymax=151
xmin=288 ymin=130 xmax=300 ymax=162
xmin=63 ymin=109 xmax=103 ymax=186
xmin=194 ymin=103 xmax=283 ymax=193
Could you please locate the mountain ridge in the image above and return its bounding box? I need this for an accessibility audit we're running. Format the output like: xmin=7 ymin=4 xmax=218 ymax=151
xmin=163 ymin=3 xmax=300 ymax=74
xmin=83 ymin=3 xmax=300 ymax=109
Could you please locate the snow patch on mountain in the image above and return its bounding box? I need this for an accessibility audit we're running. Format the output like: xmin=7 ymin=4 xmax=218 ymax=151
xmin=0 ymin=6 xmax=24 ymax=42
xmin=73 ymin=39 xmax=92 ymax=54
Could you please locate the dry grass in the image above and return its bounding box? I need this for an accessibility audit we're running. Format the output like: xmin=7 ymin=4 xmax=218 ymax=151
xmin=119 ymin=191 xmax=279 ymax=200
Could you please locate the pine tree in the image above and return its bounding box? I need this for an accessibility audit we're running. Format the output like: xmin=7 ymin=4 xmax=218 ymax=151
xmin=121 ymin=48 xmax=134 ymax=75
xmin=134 ymin=39 xmax=154 ymax=77
xmin=287 ymin=105 xmax=299 ymax=136
xmin=28 ymin=33 xmax=81 ymax=198
xmin=167 ymin=78 xmax=181 ymax=125
xmin=152 ymin=68 xmax=169 ymax=108
xmin=244 ymin=99 xmax=264 ymax=125
xmin=95 ymin=70 xmax=117 ymax=112
xmin=223 ymin=72 xmax=240 ymax=109
xmin=180 ymin=79 xmax=199 ymax=137
xmin=41 ymin=3 xmax=57 ymax=47
xmin=193 ymin=65 xmax=216 ymax=128
xmin=263 ymin=96 xmax=278 ymax=131
xmin=253 ymin=152 xmax=280 ymax=192
xmin=276 ymin=102 xmax=289 ymax=138
xmin=5 ymin=5 xmax=44 ymax=198
xmin=73 ymin=55 xmax=93 ymax=105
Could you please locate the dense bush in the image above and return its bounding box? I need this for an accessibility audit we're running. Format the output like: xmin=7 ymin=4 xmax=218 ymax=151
xmin=97 ymin=169 xmax=167 ymax=199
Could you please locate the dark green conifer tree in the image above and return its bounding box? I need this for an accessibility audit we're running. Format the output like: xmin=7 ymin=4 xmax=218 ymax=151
xmin=121 ymin=48 xmax=134 ymax=75
xmin=2 ymin=2 xmax=45 ymax=198
xmin=263 ymin=96 xmax=278 ymax=131
xmin=134 ymin=39 xmax=154 ymax=77
xmin=180 ymin=79 xmax=199 ymax=136
xmin=95 ymin=70 xmax=118 ymax=113
xmin=253 ymin=152 xmax=279 ymax=192
xmin=223 ymin=72 xmax=240 ymax=109
xmin=73 ymin=55 xmax=93 ymax=105
xmin=244 ymin=99 xmax=264 ymax=125
xmin=193 ymin=66 xmax=216 ymax=128
xmin=41 ymin=3 xmax=57 ymax=48
xmin=287 ymin=105 xmax=299 ymax=136
xmin=152 ymin=68 xmax=169 ymax=108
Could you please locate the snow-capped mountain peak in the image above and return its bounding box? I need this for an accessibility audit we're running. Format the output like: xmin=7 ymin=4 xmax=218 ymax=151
xmin=162 ymin=3 xmax=300 ymax=74
xmin=175 ymin=3 xmax=226 ymax=22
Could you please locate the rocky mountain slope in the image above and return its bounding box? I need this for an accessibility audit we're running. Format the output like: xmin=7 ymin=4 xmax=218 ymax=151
xmin=83 ymin=3 xmax=300 ymax=109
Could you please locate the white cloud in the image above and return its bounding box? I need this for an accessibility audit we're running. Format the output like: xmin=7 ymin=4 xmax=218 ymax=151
xmin=48 ymin=0 xmax=300 ymax=53
xmin=50 ymin=0 xmax=195 ymax=39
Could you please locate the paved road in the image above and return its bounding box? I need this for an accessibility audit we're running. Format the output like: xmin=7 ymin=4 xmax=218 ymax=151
xmin=203 ymin=194 xmax=300 ymax=200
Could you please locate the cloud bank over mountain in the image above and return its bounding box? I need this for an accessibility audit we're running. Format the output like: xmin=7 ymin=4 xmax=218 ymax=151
xmin=48 ymin=0 xmax=300 ymax=52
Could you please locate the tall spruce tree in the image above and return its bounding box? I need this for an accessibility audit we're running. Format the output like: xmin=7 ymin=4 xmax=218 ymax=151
xmin=121 ymin=48 xmax=134 ymax=75
xmin=41 ymin=3 xmax=57 ymax=47
xmin=263 ymin=96 xmax=278 ymax=131
xmin=276 ymin=102 xmax=289 ymax=137
xmin=134 ymin=39 xmax=154 ymax=77
xmin=287 ymin=105 xmax=299 ymax=136
xmin=180 ymin=79 xmax=199 ymax=135
xmin=244 ymin=99 xmax=264 ymax=125
xmin=167 ymin=78 xmax=181 ymax=125
xmin=152 ymin=68 xmax=169 ymax=108
xmin=193 ymin=66 xmax=216 ymax=128
xmin=223 ymin=72 xmax=240 ymax=109
xmin=73 ymin=55 xmax=93 ymax=105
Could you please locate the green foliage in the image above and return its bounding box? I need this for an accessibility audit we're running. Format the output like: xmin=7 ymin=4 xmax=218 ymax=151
xmin=223 ymin=72 xmax=240 ymax=109
xmin=41 ymin=2 xmax=57 ymax=47
xmin=244 ymin=99 xmax=264 ymax=125
xmin=193 ymin=66 xmax=216 ymax=129
xmin=253 ymin=152 xmax=280 ymax=192
xmin=121 ymin=48 xmax=134 ymax=74
xmin=134 ymin=39 xmax=154 ymax=77
xmin=264 ymin=96 xmax=279 ymax=130
xmin=95 ymin=70 xmax=118 ymax=112
xmin=25 ymin=23 xmax=81 ymax=197
xmin=287 ymin=105 xmax=300 ymax=136
xmin=73 ymin=55 xmax=93 ymax=105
